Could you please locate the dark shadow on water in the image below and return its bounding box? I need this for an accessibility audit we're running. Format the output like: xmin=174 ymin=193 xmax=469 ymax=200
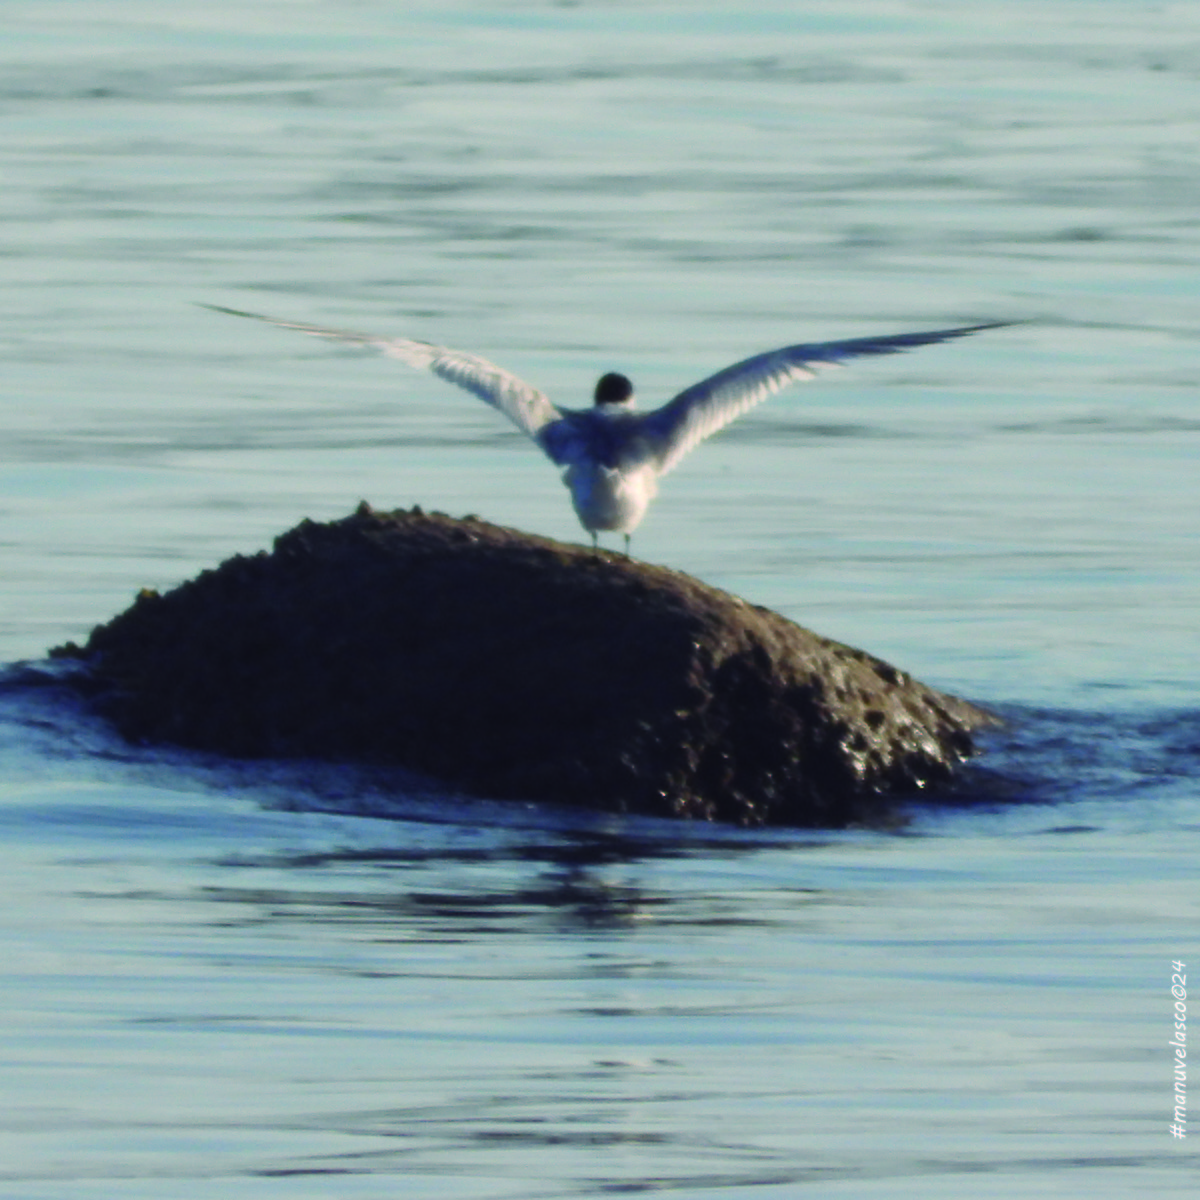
xmin=196 ymin=871 xmax=686 ymax=938
xmin=913 ymin=701 xmax=1200 ymax=820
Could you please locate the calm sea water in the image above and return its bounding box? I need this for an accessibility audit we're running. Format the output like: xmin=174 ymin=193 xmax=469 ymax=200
xmin=2 ymin=1 xmax=1198 ymax=1195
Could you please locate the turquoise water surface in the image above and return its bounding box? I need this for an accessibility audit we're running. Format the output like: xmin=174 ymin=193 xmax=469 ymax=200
xmin=2 ymin=2 xmax=1197 ymax=1195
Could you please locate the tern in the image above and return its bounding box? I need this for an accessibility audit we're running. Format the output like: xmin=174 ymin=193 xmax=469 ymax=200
xmin=204 ymin=305 xmax=1005 ymax=553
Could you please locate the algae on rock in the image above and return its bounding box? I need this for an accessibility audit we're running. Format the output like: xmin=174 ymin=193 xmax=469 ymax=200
xmin=56 ymin=504 xmax=997 ymax=827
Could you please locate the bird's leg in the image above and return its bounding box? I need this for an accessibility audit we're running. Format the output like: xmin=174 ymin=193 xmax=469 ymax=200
xmin=591 ymin=531 xmax=599 ymax=554
xmin=623 ymin=533 xmax=631 ymax=557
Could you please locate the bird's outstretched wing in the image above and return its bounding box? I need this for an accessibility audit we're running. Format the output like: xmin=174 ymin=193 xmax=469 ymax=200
xmin=200 ymin=305 xmax=562 ymax=440
xmin=640 ymin=323 xmax=1009 ymax=475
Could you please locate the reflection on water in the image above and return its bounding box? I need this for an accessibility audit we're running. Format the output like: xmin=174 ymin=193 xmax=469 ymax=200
xmin=1 ymin=670 xmax=1194 ymax=1194
xmin=4 ymin=752 xmax=1189 ymax=1196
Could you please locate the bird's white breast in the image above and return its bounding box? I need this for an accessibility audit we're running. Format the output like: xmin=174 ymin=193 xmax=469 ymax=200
xmin=562 ymin=462 xmax=659 ymax=534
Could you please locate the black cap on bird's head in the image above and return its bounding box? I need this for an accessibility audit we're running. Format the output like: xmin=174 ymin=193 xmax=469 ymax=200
xmin=594 ymin=372 xmax=634 ymax=407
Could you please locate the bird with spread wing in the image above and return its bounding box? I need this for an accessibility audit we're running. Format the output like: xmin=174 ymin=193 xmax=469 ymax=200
xmin=204 ymin=304 xmax=1006 ymax=553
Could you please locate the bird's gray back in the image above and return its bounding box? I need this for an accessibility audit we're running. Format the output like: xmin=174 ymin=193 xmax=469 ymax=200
xmin=538 ymin=408 xmax=656 ymax=471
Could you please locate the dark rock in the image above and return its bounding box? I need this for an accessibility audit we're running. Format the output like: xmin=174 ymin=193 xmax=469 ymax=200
xmin=53 ymin=503 xmax=999 ymax=827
